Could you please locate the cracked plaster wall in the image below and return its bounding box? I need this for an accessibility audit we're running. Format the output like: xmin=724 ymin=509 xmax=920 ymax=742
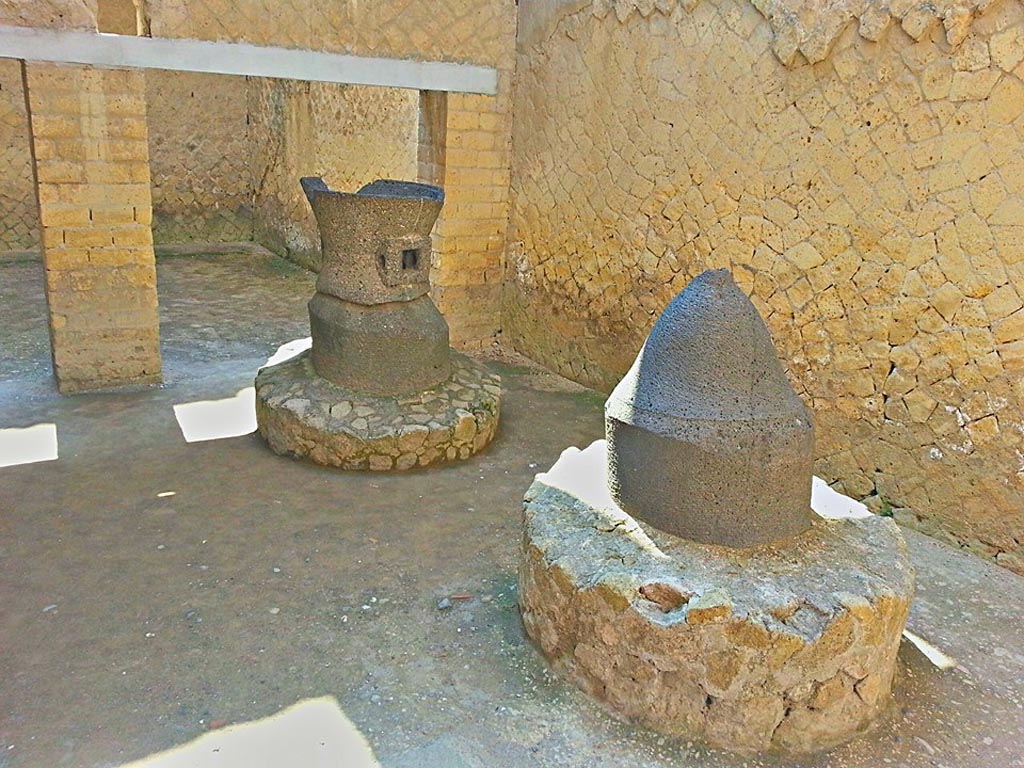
xmin=506 ymin=0 xmax=1024 ymax=574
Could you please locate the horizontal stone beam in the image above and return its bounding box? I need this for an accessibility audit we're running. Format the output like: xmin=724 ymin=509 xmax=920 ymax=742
xmin=0 ymin=25 xmax=498 ymax=95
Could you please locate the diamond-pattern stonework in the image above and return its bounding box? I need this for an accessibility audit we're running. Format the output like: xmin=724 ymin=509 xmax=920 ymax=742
xmin=147 ymin=0 xmax=516 ymax=68
xmin=507 ymin=0 xmax=1024 ymax=574
xmin=0 ymin=59 xmax=38 ymax=253
xmin=146 ymin=71 xmax=254 ymax=245
xmin=0 ymin=0 xmax=96 ymax=30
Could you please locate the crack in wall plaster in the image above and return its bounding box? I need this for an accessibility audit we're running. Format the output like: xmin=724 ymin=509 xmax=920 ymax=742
xmin=549 ymin=0 xmax=1007 ymax=65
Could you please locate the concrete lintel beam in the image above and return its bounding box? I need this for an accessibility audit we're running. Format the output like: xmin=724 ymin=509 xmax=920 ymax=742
xmin=0 ymin=25 xmax=498 ymax=95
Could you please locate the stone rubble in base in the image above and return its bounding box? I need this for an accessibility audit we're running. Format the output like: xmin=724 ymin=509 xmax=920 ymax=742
xmin=518 ymin=442 xmax=915 ymax=754
xmin=255 ymin=350 xmax=501 ymax=470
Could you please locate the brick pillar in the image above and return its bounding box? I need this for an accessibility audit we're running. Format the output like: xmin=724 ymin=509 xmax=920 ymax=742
xmin=429 ymin=88 xmax=511 ymax=349
xmin=417 ymin=90 xmax=447 ymax=186
xmin=23 ymin=62 xmax=161 ymax=393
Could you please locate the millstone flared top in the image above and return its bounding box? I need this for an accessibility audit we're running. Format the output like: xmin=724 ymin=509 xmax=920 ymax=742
xmin=605 ymin=268 xmax=815 ymax=548
xmin=300 ymin=176 xmax=444 ymax=306
xmin=300 ymin=177 xmax=451 ymax=396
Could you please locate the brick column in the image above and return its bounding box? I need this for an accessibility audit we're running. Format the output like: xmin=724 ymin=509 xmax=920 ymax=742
xmin=417 ymin=90 xmax=447 ymax=186
xmin=23 ymin=62 xmax=161 ymax=393
xmin=428 ymin=88 xmax=511 ymax=349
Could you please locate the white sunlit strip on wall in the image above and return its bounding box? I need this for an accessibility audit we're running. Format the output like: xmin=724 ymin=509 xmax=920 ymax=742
xmin=0 ymin=25 xmax=498 ymax=95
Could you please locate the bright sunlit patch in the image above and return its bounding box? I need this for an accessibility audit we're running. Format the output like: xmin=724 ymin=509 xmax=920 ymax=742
xmin=811 ymin=476 xmax=872 ymax=520
xmin=119 ymin=697 xmax=380 ymax=768
xmin=903 ymin=629 xmax=958 ymax=670
xmin=262 ymin=336 xmax=311 ymax=369
xmin=173 ymin=388 xmax=256 ymax=443
xmin=0 ymin=423 xmax=58 ymax=468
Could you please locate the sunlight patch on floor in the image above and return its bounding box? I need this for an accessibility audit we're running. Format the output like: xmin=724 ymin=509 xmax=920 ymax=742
xmin=262 ymin=337 xmax=311 ymax=369
xmin=173 ymin=388 xmax=256 ymax=443
xmin=903 ymin=629 xmax=959 ymax=670
xmin=810 ymin=476 xmax=872 ymax=520
xmin=119 ymin=697 xmax=380 ymax=767
xmin=0 ymin=422 xmax=58 ymax=468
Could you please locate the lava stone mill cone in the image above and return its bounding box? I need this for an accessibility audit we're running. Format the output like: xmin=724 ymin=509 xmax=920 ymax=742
xmin=300 ymin=177 xmax=451 ymax=397
xmin=605 ymin=268 xmax=815 ymax=548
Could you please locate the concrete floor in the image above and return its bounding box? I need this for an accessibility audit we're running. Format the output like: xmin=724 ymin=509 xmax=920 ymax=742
xmin=0 ymin=251 xmax=1022 ymax=768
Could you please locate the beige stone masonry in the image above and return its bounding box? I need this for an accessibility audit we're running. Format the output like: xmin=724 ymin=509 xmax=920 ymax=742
xmin=146 ymin=0 xmax=513 ymax=68
xmin=432 ymin=89 xmax=513 ymax=348
xmin=507 ymin=0 xmax=1024 ymax=574
xmin=144 ymin=0 xmax=517 ymax=349
xmin=25 ymin=62 xmax=161 ymax=392
xmin=0 ymin=0 xmax=96 ymax=30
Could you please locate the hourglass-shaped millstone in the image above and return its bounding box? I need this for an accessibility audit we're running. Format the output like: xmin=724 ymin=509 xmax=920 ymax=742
xmin=605 ymin=268 xmax=815 ymax=548
xmin=300 ymin=177 xmax=451 ymax=397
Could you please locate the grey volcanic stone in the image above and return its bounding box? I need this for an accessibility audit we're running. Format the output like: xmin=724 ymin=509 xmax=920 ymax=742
xmin=605 ymin=269 xmax=814 ymax=548
xmin=309 ymin=293 xmax=451 ymax=396
xmin=256 ymin=350 xmax=500 ymax=470
xmin=519 ymin=441 xmax=914 ymax=754
xmin=299 ymin=177 xmax=452 ymax=397
xmin=301 ymin=177 xmax=442 ymax=306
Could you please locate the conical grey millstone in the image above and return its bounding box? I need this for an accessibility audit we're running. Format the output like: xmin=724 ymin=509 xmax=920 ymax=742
xmin=605 ymin=268 xmax=815 ymax=548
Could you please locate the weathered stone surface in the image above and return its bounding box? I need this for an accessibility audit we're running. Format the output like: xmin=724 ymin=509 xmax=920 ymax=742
xmin=506 ymin=0 xmax=1024 ymax=575
xmin=302 ymin=177 xmax=443 ymax=306
xmin=300 ymin=176 xmax=454 ymax=397
xmin=606 ymin=269 xmax=815 ymax=547
xmin=308 ymin=292 xmax=451 ymax=396
xmin=519 ymin=441 xmax=914 ymax=753
xmin=255 ymin=350 xmax=500 ymax=470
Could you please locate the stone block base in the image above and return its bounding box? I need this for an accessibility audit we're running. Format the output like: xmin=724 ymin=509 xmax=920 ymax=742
xmin=519 ymin=441 xmax=914 ymax=754
xmin=255 ymin=350 xmax=500 ymax=470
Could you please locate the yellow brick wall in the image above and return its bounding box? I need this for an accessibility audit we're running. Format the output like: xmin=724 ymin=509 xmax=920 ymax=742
xmin=25 ymin=63 xmax=161 ymax=391
xmin=433 ymin=89 xmax=512 ymax=347
xmin=506 ymin=0 xmax=1024 ymax=573
xmin=0 ymin=59 xmax=38 ymax=252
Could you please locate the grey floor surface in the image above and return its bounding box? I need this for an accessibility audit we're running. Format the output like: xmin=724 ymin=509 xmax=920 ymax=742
xmin=0 ymin=252 xmax=1021 ymax=768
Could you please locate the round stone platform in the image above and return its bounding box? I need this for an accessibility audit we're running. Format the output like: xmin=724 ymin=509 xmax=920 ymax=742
xmin=519 ymin=441 xmax=914 ymax=754
xmin=255 ymin=350 xmax=500 ymax=470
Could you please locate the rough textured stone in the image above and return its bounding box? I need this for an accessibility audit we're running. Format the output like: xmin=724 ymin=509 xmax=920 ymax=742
xmin=302 ymin=177 xmax=451 ymax=394
xmin=255 ymin=350 xmax=500 ymax=469
xmin=308 ymin=292 xmax=451 ymax=397
xmin=519 ymin=441 xmax=914 ymax=754
xmin=506 ymin=0 xmax=1024 ymax=575
xmin=606 ymin=269 xmax=814 ymax=547
xmin=302 ymin=177 xmax=443 ymax=306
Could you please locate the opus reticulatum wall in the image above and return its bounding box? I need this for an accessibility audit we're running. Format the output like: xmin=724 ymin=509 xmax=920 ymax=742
xmin=506 ymin=0 xmax=1024 ymax=573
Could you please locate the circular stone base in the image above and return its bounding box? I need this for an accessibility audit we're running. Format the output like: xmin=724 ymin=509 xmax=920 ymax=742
xmin=519 ymin=441 xmax=914 ymax=754
xmin=255 ymin=350 xmax=500 ymax=470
